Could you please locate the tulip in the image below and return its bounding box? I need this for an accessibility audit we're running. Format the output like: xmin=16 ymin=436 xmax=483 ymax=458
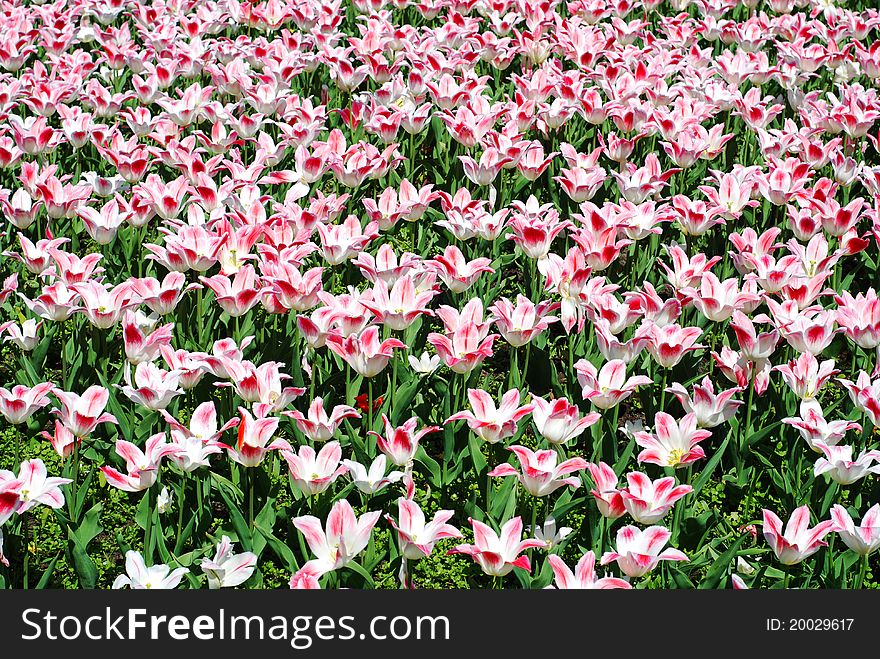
xmin=285 ymin=397 xmax=360 ymax=443
xmin=547 ymin=552 xmax=631 ymax=589
xmin=10 ymin=458 xmax=71 ymax=513
xmin=101 ymin=434 xmax=181 ymax=492
xmin=112 ymin=551 xmax=188 ymax=589
xmin=830 ymin=504 xmax=880 ymax=556
xmin=446 ymin=388 xmax=533 ymax=444
xmin=51 ymin=385 xmax=118 ymax=438
xmin=601 ymin=525 xmax=689 ymax=578
xmin=201 ymin=536 xmax=257 ymax=589
xmin=326 ymin=326 xmax=406 ymax=378
xmin=449 ymin=517 xmax=544 ymax=577
xmin=342 ymin=455 xmax=404 ymax=495
xmin=586 ymin=461 xmax=626 ymax=519
xmin=620 ymin=472 xmax=692 ymax=525
xmin=292 ymin=499 xmax=381 ymax=575
xmin=117 ymin=362 xmax=184 ymax=411
xmin=369 ymin=415 xmax=440 ymax=467
xmin=489 ymin=295 xmax=559 ymax=347
xmin=530 ymin=395 xmax=601 ymax=446
xmin=281 ymin=441 xmax=348 ymax=496
xmin=813 ymin=442 xmax=880 ymax=485
xmin=634 ymin=412 xmax=712 ymax=469
xmin=762 ymin=506 xmax=834 ymax=566
xmin=665 ymin=377 xmax=743 ymax=428
xmin=223 ymin=408 xmax=287 ymax=468
xmin=488 ymin=445 xmax=587 ymax=497
xmin=0 ymin=382 xmax=54 ymax=425
xmin=386 ymin=497 xmax=462 ymax=561
xmin=575 ymin=359 xmax=652 ymax=410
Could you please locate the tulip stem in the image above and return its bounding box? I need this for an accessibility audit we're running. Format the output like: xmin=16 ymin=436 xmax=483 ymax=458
xmin=176 ymin=473 xmax=186 ymax=548
xmin=61 ymin=320 xmax=68 ymax=389
xmin=197 ymin=286 xmax=208 ymax=350
xmin=854 ymin=554 xmax=868 ymax=590
xmin=12 ymin=424 xmax=21 ymax=473
xmin=529 ymin=495 xmax=539 ymax=562
xmin=658 ymin=369 xmax=668 ymax=418
xmin=21 ymin=511 xmax=29 ymax=589
xmin=741 ymin=375 xmax=755 ymax=456
xmin=71 ymin=439 xmax=81 ymax=518
xmin=144 ymin=486 xmax=156 ymax=566
xmin=368 ymin=378 xmax=374 ymax=432
xmin=248 ymin=468 xmax=255 ymax=530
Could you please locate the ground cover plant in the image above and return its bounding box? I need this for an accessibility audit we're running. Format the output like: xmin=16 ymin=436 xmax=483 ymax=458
xmin=0 ymin=0 xmax=879 ymax=591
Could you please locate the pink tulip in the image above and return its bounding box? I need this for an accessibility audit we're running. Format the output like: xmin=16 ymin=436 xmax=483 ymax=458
xmin=547 ymin=552 xmax=631 ymax=589
xmin=762 ymin=506 xmax=834 ymax=566
xmin=449 ymin=517 xmax=544 ymax=577
xmin=586 ymin=461 xmax=626 ymax=519
xmin=281 ymin=441 xmax=348 ymax=496
xmin=529 ymin=395 xmax=601 ymax=445
xmin=360 ymin=276 xmax=436 ymax=331
xmin=601 ymin=525 xmax=689 ymax=578
xmin=446 ymin=388 xmax=533 ymax=444
xmin=326 ymin=326 xmax=406 ymax=378
xmin=838 ymin=371 xmax=880 ymax=425
xmin=644 ymin=322 xmax=704 ymax=368
xmin=131 ymin=272 xmax=199 ymax=316
xmin=665 ymin=376 xmax=742 ymax=428
xmin=386 ymin=497 xmax=462 ymax=561
xmin=775 ymin=352 xmax=839 ymax=400
xmin=634 ymin=412 xmax=712 ymax=469
xmin=575 ymin=358 xmax=652 ymax=410
xmin=101 ymin=434 xmax=181 ymax=493
xmin=426 ymin=245 xmax=494 ymax=293
xmin=222 ymin=407 xmax=287 ymax=468
xmin=369 ymin=414 xmax=440 ymax=467
xmin=830 ymin=504 xmax=880 ymax=556
xmin=620 ymin=472 xmax=692 ymax=525
xmin=51 ymin=385 xmax=118 ymax=438
xmin=813 ymin=442 xmax=880 ymax=486
xmin=489 ymin=295 xmax=559 ymax=347
xmin=292 ymin=499 xmax=381 ymax=575
xmin=285 ymin=397 xmax=360 ymax=443
xmin=117 ymin=362 xmax=183 ymax=411
xmin=9 ymin=458 xmax=71 ymax=513
xmin=0 ymin=382 xmax=54 ymax=425
xmin=489 ymin=445 xmax=587 ymax=497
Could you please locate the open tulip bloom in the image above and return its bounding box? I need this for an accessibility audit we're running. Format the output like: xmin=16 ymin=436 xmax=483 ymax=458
xmin=548 ymin=551 xmax=631 ymax=590
xmin=449 ymin=517 xmax=545 ymax=577
xmin=489 ymin=445 xmax=588 ymax=497
xmin=762 ymin=506 xmax=835 ymax=566
xmin=0 ymin=0 xmax=879 ymax=594
xmin=601 ymin=525 xmax=689 ymax=578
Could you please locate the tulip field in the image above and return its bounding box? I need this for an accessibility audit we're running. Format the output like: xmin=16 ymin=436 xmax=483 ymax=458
xmin=1 ymin=0 xmax=880 ymax=591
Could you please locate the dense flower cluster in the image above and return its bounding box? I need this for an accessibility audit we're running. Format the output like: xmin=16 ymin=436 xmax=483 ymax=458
xmin=0 ymin=0 xmax=879 ymax=589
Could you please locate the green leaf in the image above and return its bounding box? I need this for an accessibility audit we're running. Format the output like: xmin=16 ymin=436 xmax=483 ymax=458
xmin=698 ymin=534 xmax=748 ymax=589
xmin=468 ymin=435 xmax=487 ymax=475
xmin=36 ymin=553 xmax=61 ymax=589
xmin=415 ymin=446 xmax=442 ymax=489
xmin=216 ymin=478 xmax=253 ymax=552
xmin=255 ymin=523 xmax=299 ymax=573
xmin=73 ymin=502 xmax=104 ymax=547
xmin=692 ymin=436 xmax=729 ymax=497
xmin=67 ymin=527 xmax=98 ymax=589
xmin=346 ymin=560 xmax=375 ymax=588
xmin=391 ymin=376 xmax=421 ymax=425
